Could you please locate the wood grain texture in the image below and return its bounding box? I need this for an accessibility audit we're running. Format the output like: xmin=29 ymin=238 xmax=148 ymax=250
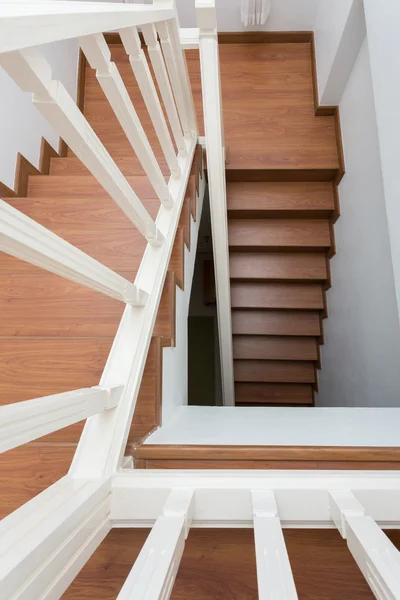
xmin=230 ymin=252 xmax=328 ymax=281
xmin=141 ymin=459 xmax=400 ymax=470
xmin=232 ymin=309 xmax=321 ymax=336
xmin=235 ymin=382 xmax=314 ymax=405
xmin=233 ymin=335 xmax=318 ymax=361
xmin=231 ymin=282 xmax=324 ymax=309
xmin=234 ymin=359 xmax=316 ymax=383
xmin=229 ymin=218 xmax=331 ymax=251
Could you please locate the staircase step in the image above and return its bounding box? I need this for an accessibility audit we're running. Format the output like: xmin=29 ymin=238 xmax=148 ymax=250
xmin=234 ymin=359 xmax=316 ymax=383
xmin=229 ymin=219 xmax=331 ymax=251
xmin=27 ymin=175 xmax=161 ymax=199
xmin=50 ymin=156 xmax=170 ymax=177
xmin=233 ymin=335 xmax=318 ymax=360
xmin=230 ymin=252 xmax=327 ymax=281
xmin=232 ymin=310 xmax=321 ymax=336
xmin=227 ymin=182 xmax=336 ymax=218
xmin=231 ymin=282 xmax=324 ymax=310
xmin=235 ymin=382 xmax=314 ymax=405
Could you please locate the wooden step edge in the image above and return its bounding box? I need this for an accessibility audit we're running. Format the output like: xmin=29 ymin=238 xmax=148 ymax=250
xmin=224 ymin=168 xmax=340 ymax=184
xmin=170 ymin=227 xmax=185 ymax=290
xmin=227 ymin=209 xmax=335 ymax=220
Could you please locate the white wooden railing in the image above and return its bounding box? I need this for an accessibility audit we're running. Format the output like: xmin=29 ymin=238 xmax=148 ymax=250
xmin=1 ymin=1 xmax=399 ymax=599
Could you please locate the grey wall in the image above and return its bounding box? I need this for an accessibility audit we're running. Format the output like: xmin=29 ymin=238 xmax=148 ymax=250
xmin=316 ymin=39 xmax=400 ymax=407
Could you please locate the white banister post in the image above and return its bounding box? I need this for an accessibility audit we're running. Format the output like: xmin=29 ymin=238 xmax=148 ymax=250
xmin=251 ymin=490 xmax=299 ymax=600
xmin=330 ymin=490 xmax=400 ymax=599
xmin=118 ymin=26 xmax=181 ymax=181
xmin=0 ymin=200 xmax=148 ymax=305
xmin=79 ymin=33 xmax=174 ymax=203
xmin=141 ymin=23 xmax=187 ymax=157
xmin=196 ymin=0 xmax=235 ymax=405
xmin=156 ymin=20 xmax=192 ymax=141
xmin=0 ymin=476 xmax=111 ymax=599
xmin=0 ymin=385 xmax=123 ymax=453
xmin=116 ymin=489 xmax=194 ymax=600
xmin=0 ymin=47 xmax=164 ymax=246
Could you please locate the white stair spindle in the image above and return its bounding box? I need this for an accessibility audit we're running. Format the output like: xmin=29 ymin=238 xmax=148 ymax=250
xmin=0 ymin=200 xmax=148 ymax=305
xmin=79 ymin=33 xmax=174 ymax=203
xmin=0 ymin=385 xmax=123 ymax=453
xmin=119 ymin=26 xmax=181 ymax=180
xmin=0 ymin=477 xmax=111 ymax=600
xmin=117 ymin=489 xmax=194 ymax=600
xmin=0 ymin=47 xmax=163 ymax=245
xmin=330 ymin=490 xmax=400 ymax=600
xmin=141 ymin=23 xmax=186 ymax=157
xmin=156 ymin=20 xmax=192 ymax=140
xmin=251 ymin=490 xmax=299 ymax=600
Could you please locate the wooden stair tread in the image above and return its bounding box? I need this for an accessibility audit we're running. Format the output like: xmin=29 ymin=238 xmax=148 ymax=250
xmin=234 ymin=359 xmax=316 ymax=383
xmin=231 ymin=310 xmax=321 ymax=336
xmin=50 ymin=156 xmax=169 ymax=177
xmin=233 ymin=335 xmax=318 ymax=361
xmin=235 ymin=382 xmax=313 ymax=405
xmin=230 ymin=252 xmax=328 ymax=281
xmin=227 ymin=181 xmax=335 ymax=217
xmin=231 ymin=282 xmax=324 ymax=309
xmin=229 ymin=218 xmax=331 ymax=251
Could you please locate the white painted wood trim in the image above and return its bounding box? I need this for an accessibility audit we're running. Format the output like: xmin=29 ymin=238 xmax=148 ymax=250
xmin=0 ymin=3 xmax=174 ymax=53
xmin=0 ymin=48 xmax=163 ymax=245
xmin=196 ymin=0 xmax=235 ymax=405
xmin=252 ymin=490 xmax=299 ymax=599
xmin=142 ymin=23 xmax=186 ymax=156
xmin=330 ymin=491 xmax=400 ymax=599
xmin=120 ymin=26 xmax=180 ymax=181
xmin=69 ymin=138 xmax=196 ymax=479
xmin=0 ymin=476 xmax=111 ymax=599
xmin=117 ymin=489 xmax=193 ymax=600
xmin=79 ymin=32 xmax=173 ymax=204
xmin=0 ymin=385 xmax=123 ymax=453
xmin=179 ymin=27 xmax=200 ymax=49
xmin=111 ymin=470 xmax=400 ymax=528
xmin=0 ymin=200 xmax=148 ymax=304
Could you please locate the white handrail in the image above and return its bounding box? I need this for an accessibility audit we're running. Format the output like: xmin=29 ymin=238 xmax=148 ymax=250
xmin=0 ymin=386 xmax=123 ymax=453
xmin=196 ymin=0 xmax=235 ymax=405
xmin=0 ymin=2 xmax=174 ymax=53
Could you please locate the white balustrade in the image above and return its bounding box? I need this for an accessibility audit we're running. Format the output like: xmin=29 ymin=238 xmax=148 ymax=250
xmin=0 ymin=476 xmax=111 ymax=599
xmin=0 ymin=200 xmax=148 ymax=305
xmin=196 ymin=0 xmax=235 ymax=405
xmin=330 ymin=490 xmax=400 ymax=600
xmin=252 ymin=490 xmax=299 ymax=600
xmin=0 ymin=385 xmax=123 ymax=453
xmin=0 ymin=47 xmax=164 ymax=245
xmin=117 ymin=489 xmax=193 ymax=600
xmin=79 ymin=32 xmax=174 ymax=204
xmin=141 ymin=23 xmax=187 ymax=156
xmin=119 ymin=26 xmax=181 ymax=181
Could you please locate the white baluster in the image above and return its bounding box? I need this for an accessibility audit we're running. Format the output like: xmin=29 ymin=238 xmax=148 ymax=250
xmin=330 ymin=490 xmax=400 ymax=600
xmin=117 ymin=489 xmax=194 ymax=600
xmin=0 ymin=200 xmax=148 ymax=305
xmin=79 ymin=33 xmax=174 ymax=203
xmin=119 ymin=26 xmax=181 ymax=180
xmin=0 ymin=477 xmax=111 ymax=600
xmin=252 ymin=490 xmax=299 ymax=600
xmin=0 ymin=47 xmax=163 ymax=245
xmin=141 ymin=23 xmax=186 ymax=156
xmin=0 ymin=385 xmax=123 ymax=453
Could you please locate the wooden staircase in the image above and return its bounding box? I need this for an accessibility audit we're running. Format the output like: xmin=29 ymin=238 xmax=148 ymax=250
xmin=228 ymin=181 xmax=337 ymax=406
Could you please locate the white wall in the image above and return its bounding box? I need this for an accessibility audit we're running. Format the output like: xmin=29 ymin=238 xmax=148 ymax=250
xmin=146 ymin=405 xmax=400 ymax=446
xmin=176 ymin=0 xmax=319 ymax=31
xmin=314 ymin=0 xmax=366 ymax=105
xmin=0 ymin=39 xmax=78 ymax=190
xmin=161 ymin=174 xmax=205 ymax=423
xmin=316 ymin=39 xmax=400 ymax=408
xmin=364 ymin=0 xmax=400 ymax=323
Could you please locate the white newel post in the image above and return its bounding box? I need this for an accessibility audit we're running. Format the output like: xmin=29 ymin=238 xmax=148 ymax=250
xmin=0 ymin=47 xmax=164 ymax=245
xmin=79 ymin=32 xmax=173 ymax=206
xmin=196 ymin=0 xmax=235 ymax=405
